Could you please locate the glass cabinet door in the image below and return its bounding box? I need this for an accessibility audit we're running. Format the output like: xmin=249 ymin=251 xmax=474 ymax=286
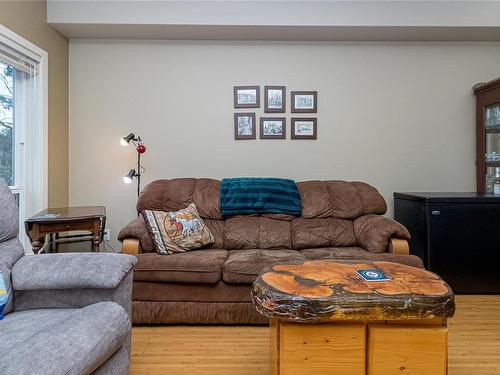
xmin=474 ymin=78 xmax=500 ymax=193
xmin=485 ymin=104 xmax=500 ymax=192
xmin=485 ymin=104 xmax=500 ymax=129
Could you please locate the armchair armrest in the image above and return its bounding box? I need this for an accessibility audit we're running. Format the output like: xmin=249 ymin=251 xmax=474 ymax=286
xmin=13 ymin=253 xmax=136 ymax=290
xmin=118 ymin=216 xmax=154 ymax=253
xmin=354 ymin=214 xmax=411 ymax=254
xmin=11 ymin=253 xmax=137 ymax=316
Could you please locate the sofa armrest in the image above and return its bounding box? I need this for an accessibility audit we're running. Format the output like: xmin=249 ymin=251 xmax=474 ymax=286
xmin=388 ymin=238 xmax=410 ymax=255
xmin=11 ymin=253 xmax=137 ymax=316
xmin=118 ymin=216 xmax=154 ymax=252
xmin=354 ymin=214 xmax=411 ymax=253
xmin=122 ymin=238 xmax=142 ymax=255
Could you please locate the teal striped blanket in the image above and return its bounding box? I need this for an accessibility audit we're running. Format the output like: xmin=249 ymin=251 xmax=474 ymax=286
xmin=220 ymin=177 xmax=301 ymax=217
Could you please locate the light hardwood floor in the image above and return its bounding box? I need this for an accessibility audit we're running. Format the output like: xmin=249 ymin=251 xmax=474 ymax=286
xmin=131 ymin=295 xmax=500 ymax=375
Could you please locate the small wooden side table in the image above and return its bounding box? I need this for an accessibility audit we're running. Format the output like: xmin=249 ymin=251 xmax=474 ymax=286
xmin=25 ymin=206 xmax=106 ymax=254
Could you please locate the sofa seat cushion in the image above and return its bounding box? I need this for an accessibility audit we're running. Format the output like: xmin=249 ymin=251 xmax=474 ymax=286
xmin=134 ymin=249 xmax=227 ymax=283
xmin=133 ymin=281 xmax=253 ymax=303
xmin=133 ymin=301 xmax=268 ymax=325
xmin=223 ymin=249 xmax=305 ymax=284
xmin=0 ymin=302 xmax=129 ymax=375
xmin=300 ymin=247 xmax=424 ymax=269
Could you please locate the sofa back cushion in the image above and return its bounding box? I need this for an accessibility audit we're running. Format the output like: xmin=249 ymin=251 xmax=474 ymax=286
xmin=297 ymin=180 xmax=386 ymax=219
xmin=224 ymin=217 xmax=292 ymax=250
xmin=291 ymin=218 xmax=357 ymax=249
xmin=134 ymin=178 xmax=388 ymax=251
xmin=137 ymin=179 xmax=223 ymax=220
xmin=137 ymin=178 xmax=386 ymax=220
xmin=0 ymin=180 xmax=19 ymax=243
xmin=0 ymin=180 xmax=24 ymax=314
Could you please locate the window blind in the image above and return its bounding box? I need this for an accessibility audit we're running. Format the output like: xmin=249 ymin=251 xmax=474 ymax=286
xmin=0 ymin=42 xmax=37 ymax=74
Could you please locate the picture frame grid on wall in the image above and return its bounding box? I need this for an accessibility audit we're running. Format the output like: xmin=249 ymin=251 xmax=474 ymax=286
xmin=291 ymin=91 xmax=317 ymax=113
xmin=260 ymin=117 xmax=286 ymax=139
xmin=234 ymin=86 xmax=260 ymax=108
xmin=291 ymin=117 xmax=317 ymax=139
xmin=264 ymin=85 xmax=286 ymax=113
xmin=234 ymin=112 xmax=257 ymax=140
xmin=232 ymin=85 xmax=319 ymax=141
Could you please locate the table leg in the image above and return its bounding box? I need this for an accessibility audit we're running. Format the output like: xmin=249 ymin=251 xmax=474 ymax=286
xmin=27 ymin=223 xmax=44 ymax=254
xmin=31 ymin=237 xmax=44 ymax=254
xmin=92 ymin=235 xmax=100 ymax=251
xmin=92 ymin=220 xmax=101 ymax=251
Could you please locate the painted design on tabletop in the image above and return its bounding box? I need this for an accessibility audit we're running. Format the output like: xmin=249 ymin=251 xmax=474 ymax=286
xmin=262 ymin=260 xmax=450 ymax=298
xmin=252 ymin=260 xmax=455 ymax=322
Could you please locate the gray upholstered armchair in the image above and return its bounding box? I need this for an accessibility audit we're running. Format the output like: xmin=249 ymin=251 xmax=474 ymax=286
xmin=0 ymin=180 xmax=137 ymax=375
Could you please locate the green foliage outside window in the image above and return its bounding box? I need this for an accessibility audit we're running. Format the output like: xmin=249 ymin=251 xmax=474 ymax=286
xmin=0 ymin=62 xmax=13 ymax=186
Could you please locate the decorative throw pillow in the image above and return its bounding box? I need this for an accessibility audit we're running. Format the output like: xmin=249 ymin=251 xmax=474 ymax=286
xmin=142 ymin=204 xmax=215 ymax=255
xmin=0 ymin=271 xmax=8 ymax=320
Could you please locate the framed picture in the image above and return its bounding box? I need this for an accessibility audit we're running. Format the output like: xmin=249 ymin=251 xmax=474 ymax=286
xmin=234 ymin=113 xmax=256 ymax=140
xmin=291 ymin=118 xmax=317 ymax=139
xmin=260 ymin=117 xmax=286 ymax=139
xmin=264 ymin=86 xmax=286 ymax=113
xmin=291 ymin=91 xmax=317 ymax=113
xmin=234 ymin=86 xmax=260 ymax=108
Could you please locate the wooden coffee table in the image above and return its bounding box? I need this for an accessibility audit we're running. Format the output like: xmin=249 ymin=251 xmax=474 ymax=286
xmin=252 ymin=260 xmax=455 ymax=375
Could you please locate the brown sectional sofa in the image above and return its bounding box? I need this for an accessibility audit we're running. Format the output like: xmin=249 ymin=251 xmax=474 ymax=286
xmin=118 ymin=178 xmax=422 ymax=324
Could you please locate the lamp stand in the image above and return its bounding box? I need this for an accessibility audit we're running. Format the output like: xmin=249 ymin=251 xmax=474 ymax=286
xmin=137 ymin=150 xmax=141 ymax=198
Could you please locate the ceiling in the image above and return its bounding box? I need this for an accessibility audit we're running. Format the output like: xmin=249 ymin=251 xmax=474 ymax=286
xmin=48 ymin=0 xmax=500 ymax=41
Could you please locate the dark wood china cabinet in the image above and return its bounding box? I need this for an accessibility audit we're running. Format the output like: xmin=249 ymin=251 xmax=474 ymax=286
xmin=474 ymin=77 xmax=500 ymax=193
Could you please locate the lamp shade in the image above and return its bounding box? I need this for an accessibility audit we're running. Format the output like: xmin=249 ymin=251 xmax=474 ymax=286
xmin=123 ymin=169 xmax=137 ymax=184
xmin=120 ymin=133 xmax=136 ymax=146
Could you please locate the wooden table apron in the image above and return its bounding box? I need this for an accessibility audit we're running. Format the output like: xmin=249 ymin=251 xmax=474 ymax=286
xmin=269 ymin=317 xmax=448 ymax=375
xmin=252 ymin=260 xmax=455 ymax=375
xmin=25 ymin=206 xmax=106 ymax=253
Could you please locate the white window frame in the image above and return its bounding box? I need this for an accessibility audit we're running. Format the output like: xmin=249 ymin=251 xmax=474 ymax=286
xmin=0 ymin=25 xmax=48 ymax=249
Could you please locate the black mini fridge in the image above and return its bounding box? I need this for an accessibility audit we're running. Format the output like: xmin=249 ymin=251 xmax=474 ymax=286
xmin=394 ymin=192 xmax=500 ymax=294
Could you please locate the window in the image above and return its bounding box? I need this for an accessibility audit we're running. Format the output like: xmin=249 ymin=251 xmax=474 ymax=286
xmin=0 ymin=61 xmax=13 ymax=186
xmin=0 ymin=25 xmax=48 ymax=250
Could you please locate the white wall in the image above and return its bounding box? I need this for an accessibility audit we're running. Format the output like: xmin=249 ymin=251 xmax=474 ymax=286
xmin=69 ymin=40 xmax=500 ymax=247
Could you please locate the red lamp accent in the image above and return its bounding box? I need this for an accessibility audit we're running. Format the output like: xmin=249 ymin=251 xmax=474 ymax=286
xmin=136 ymin=143 xmax=146 ymax=154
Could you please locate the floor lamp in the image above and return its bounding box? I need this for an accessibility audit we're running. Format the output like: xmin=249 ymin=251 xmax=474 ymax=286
xmin=121 ymin=133 xmax=146 ymax=197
